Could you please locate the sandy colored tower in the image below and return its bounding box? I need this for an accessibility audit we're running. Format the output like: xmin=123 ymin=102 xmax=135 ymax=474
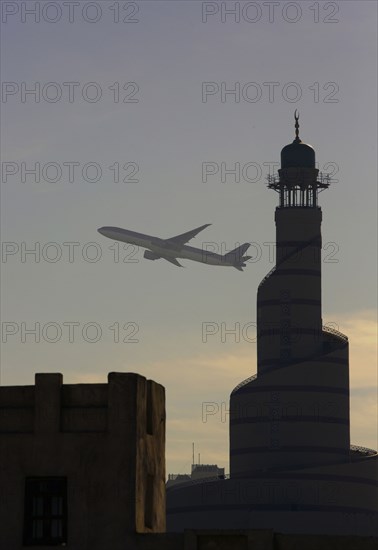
xmin=167 ymin=114 xmax=378 ymax=536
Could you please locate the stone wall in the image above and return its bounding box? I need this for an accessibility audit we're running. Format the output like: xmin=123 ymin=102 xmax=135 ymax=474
xmin=0 ymin=372 xmax=166 ymax=550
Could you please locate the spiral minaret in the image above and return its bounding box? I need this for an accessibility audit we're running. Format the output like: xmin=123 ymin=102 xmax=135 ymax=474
xmin=230 ymin=111 xmax=350 ymax=475
xmin=167 ymin=114 xmax=377 ymax=536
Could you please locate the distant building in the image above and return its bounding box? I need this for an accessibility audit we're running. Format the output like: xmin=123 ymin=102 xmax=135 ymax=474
xmin=166 ymin=115 xmax=378 ymax=536
xmin=191 ymin=464 xmax=225 ymax=480
xmin=166 ymin=473 xmax=192 ymax=488
xmin=167 ymin=463 xmax=225 ymax=488
xmin=0 ymin=372 xmax=166 ymax=549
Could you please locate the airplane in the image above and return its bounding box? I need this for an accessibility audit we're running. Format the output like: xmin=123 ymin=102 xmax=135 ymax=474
xmin=97 ymin=224 xmax=252 ymax=271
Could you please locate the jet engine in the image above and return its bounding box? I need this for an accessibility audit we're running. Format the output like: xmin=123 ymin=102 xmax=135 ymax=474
xmin=144 ymin=250 xmax=160 ymax=261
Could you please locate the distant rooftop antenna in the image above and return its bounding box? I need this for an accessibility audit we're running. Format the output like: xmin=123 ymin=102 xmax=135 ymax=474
xmin=192 ymin=442 xmax=194 ymax=466
xmin=198 ymin=453 xmax=200 ymax=465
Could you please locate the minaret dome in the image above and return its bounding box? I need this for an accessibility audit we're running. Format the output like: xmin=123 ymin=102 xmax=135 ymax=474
xmin=280 ymin=110 xmax=315 ymax=168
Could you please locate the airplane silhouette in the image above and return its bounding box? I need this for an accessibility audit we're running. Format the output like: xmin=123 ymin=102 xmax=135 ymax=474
xmin=98 ymin=224 xmax=251 ymax=271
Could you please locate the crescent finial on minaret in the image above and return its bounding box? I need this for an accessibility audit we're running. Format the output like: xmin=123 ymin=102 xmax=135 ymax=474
xmin=294 ymin=109 xmax=300 ymax=142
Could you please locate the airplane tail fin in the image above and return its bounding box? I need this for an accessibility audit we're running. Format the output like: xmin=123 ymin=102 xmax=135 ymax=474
xmin=223 ymin=243 xmax=251 ymax=271
xmin=234 ymin=256 xmax=252 ymax=271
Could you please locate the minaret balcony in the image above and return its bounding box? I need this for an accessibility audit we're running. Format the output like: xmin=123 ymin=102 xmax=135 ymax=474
xmin=278 ymin=167 xmax=319 ymax=188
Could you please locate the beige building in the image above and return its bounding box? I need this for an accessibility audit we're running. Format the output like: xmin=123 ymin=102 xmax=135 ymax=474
xmin=0 ymin=372 xmax=165 ymax=549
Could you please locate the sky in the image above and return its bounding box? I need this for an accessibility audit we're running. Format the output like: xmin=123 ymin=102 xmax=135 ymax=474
xmin=1 ymin=0 xmax=377 ymax=477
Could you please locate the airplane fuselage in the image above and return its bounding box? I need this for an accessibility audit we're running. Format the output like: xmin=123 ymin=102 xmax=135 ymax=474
xmin=98 ymin=226 xmax=234 ymax=266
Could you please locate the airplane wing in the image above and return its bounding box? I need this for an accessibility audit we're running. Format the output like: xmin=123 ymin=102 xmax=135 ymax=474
xmin=166 ymin=224 xmax=211 ymax=246
xmin=144 ymin=249 xmax=183 ymax=267
xmin=162 ymin=256 xmax=184 ymax=267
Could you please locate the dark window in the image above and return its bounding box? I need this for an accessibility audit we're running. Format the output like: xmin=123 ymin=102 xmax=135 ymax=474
xmin=23 ymin=477 xmax=67 ymax=546
xmin=144 ymin=474 xmax=154 ymax=529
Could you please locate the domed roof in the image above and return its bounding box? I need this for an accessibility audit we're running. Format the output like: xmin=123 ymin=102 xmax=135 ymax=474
xmin=281 ymin=111 xmax=316 ymax=168
xmin=281 ymin=140 xmax=315 ymax=168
